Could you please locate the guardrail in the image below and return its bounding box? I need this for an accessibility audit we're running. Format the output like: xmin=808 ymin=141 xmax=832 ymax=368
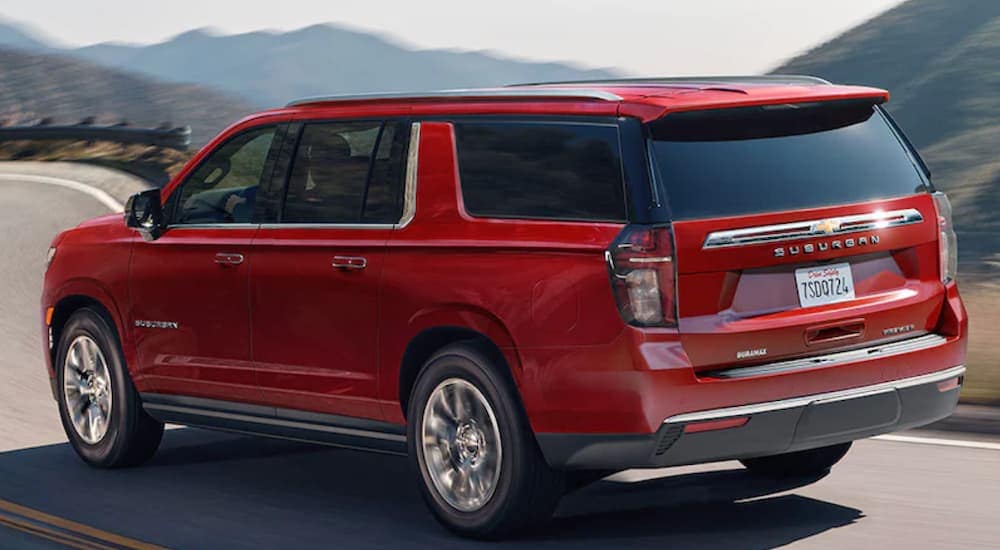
xmin=0 ymin=119 xmax=191 ymax=150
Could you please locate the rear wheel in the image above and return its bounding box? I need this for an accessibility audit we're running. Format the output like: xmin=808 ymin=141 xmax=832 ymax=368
xmin=55 ymin=308 xmax=164 ymax=468
xmin=407 ymin=342 xmax=564 ymax=538
xmin=740 ymin=442 xmax=852 ymax=477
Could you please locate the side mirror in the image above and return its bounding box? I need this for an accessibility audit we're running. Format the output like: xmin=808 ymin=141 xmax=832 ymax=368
xmin=125 ymin=189 xmax=165 ymax=241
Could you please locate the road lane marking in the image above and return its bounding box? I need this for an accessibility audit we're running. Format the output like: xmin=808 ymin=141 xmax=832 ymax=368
xmin=873 ymin=434 xmax=1000 ymax=451
xmin=0 ymin=514 xmax=110 ymax=550
xmin=0 ymin=173 xmax=123 ymax=212
xmin=0 ymin=498 xmax=165 ymax=549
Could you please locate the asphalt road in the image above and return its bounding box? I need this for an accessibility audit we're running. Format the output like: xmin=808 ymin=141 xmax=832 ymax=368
xmin=0 ymin=166 xmax=997 ymax=549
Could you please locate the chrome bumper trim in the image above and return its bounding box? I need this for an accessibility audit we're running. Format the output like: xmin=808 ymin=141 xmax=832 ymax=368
xmin=703 ymin=333 xmax=947 ymax=379
xmin=664 ymin=365 xmax=965 ymax=425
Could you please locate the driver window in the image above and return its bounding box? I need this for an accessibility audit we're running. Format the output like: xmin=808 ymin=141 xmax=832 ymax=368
xmin=171 ymin=126 xmax=277 ymax=225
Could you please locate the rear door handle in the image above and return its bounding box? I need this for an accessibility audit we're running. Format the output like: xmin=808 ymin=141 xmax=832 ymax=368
xmin=332 ymin=256 xmax=367 ymax=270
xmin=214 ymin=252 xmax=244 ymax=266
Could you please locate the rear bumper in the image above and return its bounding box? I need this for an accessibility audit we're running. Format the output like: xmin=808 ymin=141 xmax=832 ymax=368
xmin=537 ymin=365 xmax=963 ymax=470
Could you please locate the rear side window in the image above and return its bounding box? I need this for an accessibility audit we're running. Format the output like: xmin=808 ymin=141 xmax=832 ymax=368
xmin=648 ymin=102 xmax=929 ymax=221
xmin=455 ymin=121 xmax=626 ymax=222
xmin=282 ymin=120 xmax=407 ymax=224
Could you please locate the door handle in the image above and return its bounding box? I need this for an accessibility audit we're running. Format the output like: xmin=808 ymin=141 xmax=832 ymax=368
xmin=214 ymin=252 xmax=244 ymax=266
xmin=332 ymin=256 xmax=367 ymax=270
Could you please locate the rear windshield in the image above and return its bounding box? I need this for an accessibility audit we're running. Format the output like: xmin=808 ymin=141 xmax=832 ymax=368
xmin=648 ymin=102 xmax=930 ymax=221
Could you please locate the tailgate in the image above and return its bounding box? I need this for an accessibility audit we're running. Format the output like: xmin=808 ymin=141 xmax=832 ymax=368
xmin=644 ymin=98 xmax=945 ymax=374
xmin=672 ymin=194 xmax=943 ymax=373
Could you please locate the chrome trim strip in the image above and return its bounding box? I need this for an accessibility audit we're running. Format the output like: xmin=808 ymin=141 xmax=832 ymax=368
xmin=704 ymin=334 xmax=947 ymax=379
xmin=398 ymin=122 xmax=420 ymax=229
xmin=702 ymin=208 xmax=924 ymax=249
xmin=664 ymin=365 xmax=965 ymax=425
xmin=258 ymin=223 xmax=395 ymax=230
xmin=287 ymin=88 xmax=623 ymax=107
xmin=144 ymin=403 xmax=407 ymax=442
xmin=166 ymin=223 xmax=259 ymax=230
xmin=627 ymin=256 xmax=673 ymax=264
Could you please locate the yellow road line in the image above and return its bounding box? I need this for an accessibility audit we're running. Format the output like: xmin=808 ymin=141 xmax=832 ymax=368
xmin=0 ymin=514 xmax=108 ymax=550
xmin=0 ymin=498 xmax=167 ymax=549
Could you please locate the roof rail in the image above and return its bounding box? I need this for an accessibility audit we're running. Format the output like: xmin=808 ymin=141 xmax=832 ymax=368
xmin=512 ymin=75 xmax=832 ymax=87
xmin=286 ymin=87 xmax=623 ymax=107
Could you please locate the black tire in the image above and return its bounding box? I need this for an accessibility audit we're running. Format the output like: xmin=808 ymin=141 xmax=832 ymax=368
xmin=407 ymin=342 xmax=564 ymax=539
xmin=55 ymin=308 xmax=164 ymax=468
xmin=740 ymin=442 xmax=852 ymax=477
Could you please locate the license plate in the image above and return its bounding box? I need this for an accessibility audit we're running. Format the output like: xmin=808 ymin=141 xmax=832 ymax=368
xmin=795 ymin=263 xmax=856 ymax=308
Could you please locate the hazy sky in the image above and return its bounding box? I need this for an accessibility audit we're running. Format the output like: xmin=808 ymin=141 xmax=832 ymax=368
xmin=0 ymin=0 xmax=906 ymax=74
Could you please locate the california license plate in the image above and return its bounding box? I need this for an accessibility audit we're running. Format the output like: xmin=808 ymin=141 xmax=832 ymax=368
xmin=795 ymin=263 xmax=856 ymax=308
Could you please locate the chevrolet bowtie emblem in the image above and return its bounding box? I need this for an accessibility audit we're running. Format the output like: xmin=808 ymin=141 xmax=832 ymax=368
xmin=812 ymin=219 xmax=840 ymax=235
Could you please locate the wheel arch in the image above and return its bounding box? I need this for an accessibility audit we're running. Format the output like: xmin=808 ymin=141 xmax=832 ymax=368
xmin=49 ymin=287 xmax=128 ymax=373
xmin=397 ymin=325 xmax=521 ymax=421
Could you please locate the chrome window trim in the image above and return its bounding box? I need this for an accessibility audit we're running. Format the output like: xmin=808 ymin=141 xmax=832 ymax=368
xmin=664 ymin=364 xmax=965 ymax=425
xmin=257 ymin=223 xmax=395 ymax=230
xmin=169 ymin=122 xmax=421 ymax=233
xmin=702 ymin=208 xmax=924 ymax=249
xmin=287 ymin=88 xmax=622 ymax=107
xmin=165 ymin=223 xmax=259 ymax=230
xmin=398 ymin=122 xmax=420 ymax=228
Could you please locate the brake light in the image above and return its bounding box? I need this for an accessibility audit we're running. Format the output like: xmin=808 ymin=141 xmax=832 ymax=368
xmin=932 ymin=192 xmax=958 ymax=283
xmin=606 ymin=225 xmax=677 ymax=327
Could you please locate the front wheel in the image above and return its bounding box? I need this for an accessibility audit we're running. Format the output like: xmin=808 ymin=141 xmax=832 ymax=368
xmin=407 ymin=342 xmax=564 ymax=539
xmin=55 ymin=308 xmax=164 ymax=468
xmin=740 ymin=442 xmax=852 ymax=477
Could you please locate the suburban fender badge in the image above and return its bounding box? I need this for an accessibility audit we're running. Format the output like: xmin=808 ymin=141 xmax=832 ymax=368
xmin=135 ymin=320 xmax=179 ymax=329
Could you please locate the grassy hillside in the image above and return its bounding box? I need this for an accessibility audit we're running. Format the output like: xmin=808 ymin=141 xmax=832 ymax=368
xmin=0 ymin=47 xmax=255 ymax=145
xmin=775 ymin=0 xmax=1000 ymax=276
xmin=777 ymin=0 xmax=1000 ymax=404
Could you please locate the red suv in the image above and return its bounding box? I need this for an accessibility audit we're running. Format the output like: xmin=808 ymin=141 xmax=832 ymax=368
xmin=42 ymin=76 xmax=967 ymax=538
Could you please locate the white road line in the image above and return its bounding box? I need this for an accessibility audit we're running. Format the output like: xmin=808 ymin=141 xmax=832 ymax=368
xmin=0 ymin=173 xmax=123 ymax=212
xmin=873 ymin=434 xmax=1000 ymax=451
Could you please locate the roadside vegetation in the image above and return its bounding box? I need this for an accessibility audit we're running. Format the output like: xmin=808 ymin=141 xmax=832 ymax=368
xmin=0 ymin=140 xmax=190 ymax=186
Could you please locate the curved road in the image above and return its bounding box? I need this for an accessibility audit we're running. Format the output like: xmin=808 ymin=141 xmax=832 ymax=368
xmin=0 ymin=165 xmax=997 ymax=549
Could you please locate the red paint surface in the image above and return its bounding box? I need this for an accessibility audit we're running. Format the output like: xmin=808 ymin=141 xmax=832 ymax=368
xmin=41 ymin=82 xmax=967 ymax=437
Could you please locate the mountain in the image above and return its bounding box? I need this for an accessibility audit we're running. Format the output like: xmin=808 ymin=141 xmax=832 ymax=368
xmin=68 ymin=24 xmax=619 ymax=108
xmin=774 ymin=0 xmax=1000 ymax=274
xmin=0 ymin=47 xmax=255 ymax=145
xmin=0 ymin=18 xmax=53 ymax=52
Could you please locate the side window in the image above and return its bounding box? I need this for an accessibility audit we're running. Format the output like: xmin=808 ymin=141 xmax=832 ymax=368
xmin=282 ymin=121 xmax=407 ymax=224
xmin=454 ymin=121 xmax=627 ymax=222
xmin=171 ymin=126 xmax=278 ymax=225
xmin=363 ymin=122 xmax=408 ymax=223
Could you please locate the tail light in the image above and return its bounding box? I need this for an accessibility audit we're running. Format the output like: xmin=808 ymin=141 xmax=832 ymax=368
xmin=606 ymin=225 xmax=677 ymax=327
xmin=932 ymin=192 xmax=958 ymax=283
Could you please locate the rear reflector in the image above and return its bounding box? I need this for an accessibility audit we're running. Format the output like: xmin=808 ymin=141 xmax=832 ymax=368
xmin=683 ymin=416 xmax=750 ymax=434
xmin=936 ymin=377 xmax=962 ymax=393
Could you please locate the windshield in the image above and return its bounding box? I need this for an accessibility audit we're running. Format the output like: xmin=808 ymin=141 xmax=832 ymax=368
xmin=647 ymin=101 xmax=930 ymax=221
